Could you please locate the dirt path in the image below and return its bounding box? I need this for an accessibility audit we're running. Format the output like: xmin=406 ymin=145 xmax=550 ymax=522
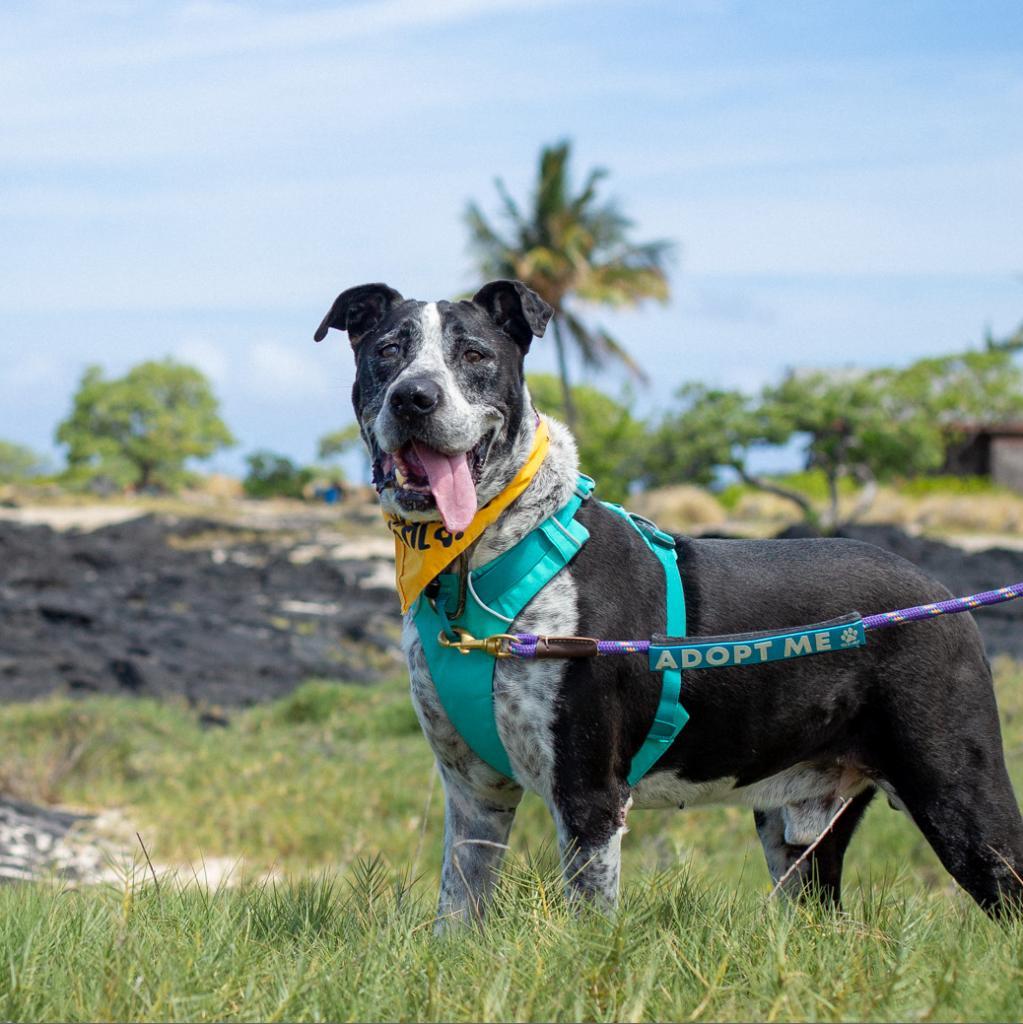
xmin=0 ymin=506 xmax=146 ymax=531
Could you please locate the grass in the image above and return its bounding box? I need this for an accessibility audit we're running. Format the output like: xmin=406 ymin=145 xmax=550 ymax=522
xmin=713 ymin=469 xmax=1023 ymax=533
xmin=716 ymin=471 xmax=1008 ymax=512
xmin=3 ymin=863 xmax=1023 ymax=1022
xmin=1 ymin=662 xmax=1023 ymax=1020
xmin=717 ymin=469 xmax=861 ymax=511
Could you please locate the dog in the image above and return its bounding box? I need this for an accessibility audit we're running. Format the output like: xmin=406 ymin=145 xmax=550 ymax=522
xmin=315 ymin=278 xmax=1023 ymax=926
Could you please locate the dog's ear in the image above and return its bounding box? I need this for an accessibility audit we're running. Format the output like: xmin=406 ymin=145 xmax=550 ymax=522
xmin=314 ymin=283 xmax=404 ymax=347
xmin=472 ymin=280 xmax=553 ymax=351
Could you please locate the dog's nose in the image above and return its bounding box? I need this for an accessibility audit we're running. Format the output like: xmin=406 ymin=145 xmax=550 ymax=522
xmin=389 ymin=378 xmax=442 ymax=418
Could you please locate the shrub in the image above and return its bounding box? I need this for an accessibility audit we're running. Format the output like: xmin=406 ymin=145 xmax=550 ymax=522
xmin=243 ymin=450 xmax=314 ymax=499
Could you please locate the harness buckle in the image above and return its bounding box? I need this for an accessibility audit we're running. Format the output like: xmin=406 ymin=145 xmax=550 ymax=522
xmin=437 ymin=628 xmax=515 ymax=659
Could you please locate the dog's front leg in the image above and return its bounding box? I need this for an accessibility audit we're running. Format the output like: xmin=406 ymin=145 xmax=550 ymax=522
xmin=552 ymin=789 xmax=631 ymax=908
xmin=436 ymin=766 xmax=521 ymax=932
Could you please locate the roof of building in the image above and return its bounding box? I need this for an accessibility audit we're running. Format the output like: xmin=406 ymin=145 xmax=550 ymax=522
xmin=949 ymin=421 xmax=1023 ymax=437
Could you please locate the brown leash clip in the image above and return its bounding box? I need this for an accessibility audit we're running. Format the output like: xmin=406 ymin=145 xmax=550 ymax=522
xmin=437 ymin=628 xmax=516 ymax=659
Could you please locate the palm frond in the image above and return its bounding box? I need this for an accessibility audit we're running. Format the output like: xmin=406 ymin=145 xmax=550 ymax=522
xmin=561 ymin=308 xmax=648 ymax=382
xmin=464 ymin=203 xmax=518 ymax=279
xmin=570 ymin=167 xmax=609 ymax=217
xmin=559 ymin=309 xmax=600 ymax=367
xmin=578 ymin=262 xmax=670 ymax=306
xmin=464 ymin=138 xmax=675 ymax=398
xmin=619 ymin=238 xmax=676 ymax=270
xmin=493 ymin=178 xmax=533 ymax=246
xmin=580 ymin=200 xmax=632 ymax=250
xmin=464 ymin=203 xmax=506 ymax=251
xmin=589 ymin=327 xmax=650 ymax=383
xmin=536 ymin=142 xmax=571 ymax=227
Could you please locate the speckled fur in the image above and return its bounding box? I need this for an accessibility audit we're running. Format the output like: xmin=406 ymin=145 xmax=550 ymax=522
xmin=472 ymin=412 xmax=579 ymax=563
xmin=404 ymin=416 xmax=583 ymax=923
xmin=492 ymin=571 xmax=578 ymax=799
xmin=373 ymin=303 xmax=498 ymax=478
xmin=435 ymin=765 xmax=519 ymax=931
xmin=322 ymin=278 xmax=1023 ymax=927
xmin=554 ymin=795 xmax=632 ymax=905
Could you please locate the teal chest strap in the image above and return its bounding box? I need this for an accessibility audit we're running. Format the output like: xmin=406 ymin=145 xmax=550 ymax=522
xmin=602 ymin=505 xmax=689 ymax=785
xmin=413 ymin=477 xmax=688 ymax=786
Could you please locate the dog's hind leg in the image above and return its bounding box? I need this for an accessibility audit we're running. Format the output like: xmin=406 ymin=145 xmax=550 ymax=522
xmin=435 ymin=767 xmax=521 ymax=932
xmin=881 ymin=749 xmax=1023 ymax=915
xmin=876 ymin=643 xmax=1023 ymax=915
xmin=754 ymin=787 xmax=876 ymax=906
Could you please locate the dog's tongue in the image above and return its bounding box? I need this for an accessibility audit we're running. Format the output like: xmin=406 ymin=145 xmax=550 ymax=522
xmin=413 ymin=442 xmax=477 ymax=534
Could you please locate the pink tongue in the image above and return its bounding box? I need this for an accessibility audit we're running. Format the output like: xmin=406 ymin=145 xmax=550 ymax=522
xmin=413 ymin=443 xmax=477 ymax=534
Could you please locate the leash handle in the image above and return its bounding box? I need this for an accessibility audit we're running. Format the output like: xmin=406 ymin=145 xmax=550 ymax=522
xmin=509 ymin=634 xmax=645 ymax=658
xmin=508 ymin=635 xmax=601 ymax=658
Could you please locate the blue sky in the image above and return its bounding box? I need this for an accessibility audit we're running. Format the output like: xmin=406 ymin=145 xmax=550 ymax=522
xmin=1 ymin=0 xmax=1021 ymax=477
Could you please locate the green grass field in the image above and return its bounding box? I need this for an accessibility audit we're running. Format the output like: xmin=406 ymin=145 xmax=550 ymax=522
xmin=2 ymin=662 xmax=1023 ymax=1021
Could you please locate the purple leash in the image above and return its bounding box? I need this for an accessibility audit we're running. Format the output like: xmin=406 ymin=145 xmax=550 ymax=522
xmin=506 ymin=581 xmax=1023 ymax=659
xmin=860 ymin=581 xmax=1023 ymax=629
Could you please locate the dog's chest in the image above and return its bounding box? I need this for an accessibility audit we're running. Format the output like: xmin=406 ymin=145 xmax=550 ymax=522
xmin=403 ymin=570 xmax=578 ymax=800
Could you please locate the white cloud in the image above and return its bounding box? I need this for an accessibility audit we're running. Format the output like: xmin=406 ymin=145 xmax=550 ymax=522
xmin=2 ymin=0 xmax=1021 ymax=466
xmin=1 ymin=0 xmax=592 ymax=70
xmin=0 ymin=352 xmax=62 ymax=397
xmin=173 ymin=337 xmax=230 ymax=384
xmin=244 ymin=340 xmax=333 ymax=400
xmin=633 ymin=152 xmax=1023 ymax=276
xmin=172 ymin=333 xmax=346 ymax=406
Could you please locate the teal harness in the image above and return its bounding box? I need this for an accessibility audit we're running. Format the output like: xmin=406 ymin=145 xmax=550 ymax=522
xmin=412 ymin=475 xmax=688 ymax=786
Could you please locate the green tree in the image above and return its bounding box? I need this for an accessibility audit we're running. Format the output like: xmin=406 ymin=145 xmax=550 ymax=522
xmin=642 ymin=382 xmax=800 ymax=504
xmin=466 ymin=140 xmax=673 ymax=425
xmin=770 ymin=349 xmax=1023 ymax=526
xmin=647 ymin=345 xmax=1023 ymax=531
xmin=759 ymin=369 xmax=940 ymax=528
xmin=642 ymin=377 xmax=911 ymax=531
xmin=243 ymin=450 xmax=313 ymax=499
xmin=318 ymin=423 xmax=366 ymax=482
xmin=56 ymin=360 xmax=235 ymax=491
xmin=317 ymin=424 xmax=362 ymax=462
xmin=984 ymin=317 xmax=1023 ymax=353
xmin=0 ymin=440 xmax=50 ymax=482
xmin=893 ymin=347 xmax=1023 ymax=428
xmin=528 ymin=373 xmax=647 ymax=504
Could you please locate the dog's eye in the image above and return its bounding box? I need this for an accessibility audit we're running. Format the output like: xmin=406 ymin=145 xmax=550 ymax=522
xmin=379 ymin=342 xmax=400 ymax=358
xmin=463 ymin=349 xmax=486 ymax=364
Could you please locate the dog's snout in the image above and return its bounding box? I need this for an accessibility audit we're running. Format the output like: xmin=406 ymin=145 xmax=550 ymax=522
xmin=389 ymin=377 xmax=442 ymax=419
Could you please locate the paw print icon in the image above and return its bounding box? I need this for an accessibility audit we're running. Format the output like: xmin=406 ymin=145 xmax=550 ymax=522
xmin=840 ymin=627 xmax=860 ymax=647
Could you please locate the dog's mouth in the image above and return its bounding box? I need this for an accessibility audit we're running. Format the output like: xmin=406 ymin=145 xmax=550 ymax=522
xmin=374 ymin=432 xmax=494 ymax=534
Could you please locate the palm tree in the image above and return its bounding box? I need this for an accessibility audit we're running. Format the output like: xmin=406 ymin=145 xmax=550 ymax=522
xmin=465 ymin=140 xmax=674 ymax=425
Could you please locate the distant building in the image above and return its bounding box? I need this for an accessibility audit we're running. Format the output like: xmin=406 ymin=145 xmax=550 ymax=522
xmin=943 ymin=423 xmax=1023 ymax=492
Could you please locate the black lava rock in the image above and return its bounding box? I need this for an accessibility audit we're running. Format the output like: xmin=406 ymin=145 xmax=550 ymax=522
xmin=0 ymin=515 xmax=402 ymax=706
xmin=838 ymin=524 xmax=1023 ymax=660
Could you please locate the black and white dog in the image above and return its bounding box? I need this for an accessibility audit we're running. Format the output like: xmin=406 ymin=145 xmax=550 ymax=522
xmin=316 ymin=279 xmax=1023 ymax=925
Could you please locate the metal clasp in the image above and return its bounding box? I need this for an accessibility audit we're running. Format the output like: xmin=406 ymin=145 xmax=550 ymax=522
xmin=437 ymin=628 xmax=515 ymax=658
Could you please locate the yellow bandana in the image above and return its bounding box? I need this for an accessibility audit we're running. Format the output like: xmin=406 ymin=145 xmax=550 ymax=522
xmin=386 ymin=419 xmax=551 ymax=612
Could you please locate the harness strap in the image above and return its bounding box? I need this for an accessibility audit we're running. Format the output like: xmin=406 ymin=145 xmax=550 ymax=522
xmin=414 ymin=477 xmax=690 ymax=789
xmin=413 ymin=475 xmax=595 ymax=780
xmin=470 ymin=476 xmax=592 ymax=615
xmin=601 ymin=504 xmax=689 ymax=786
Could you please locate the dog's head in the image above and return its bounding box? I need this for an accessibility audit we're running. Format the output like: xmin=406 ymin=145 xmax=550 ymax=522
xmin=315 ymin=280 xmax=552 ymax=532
